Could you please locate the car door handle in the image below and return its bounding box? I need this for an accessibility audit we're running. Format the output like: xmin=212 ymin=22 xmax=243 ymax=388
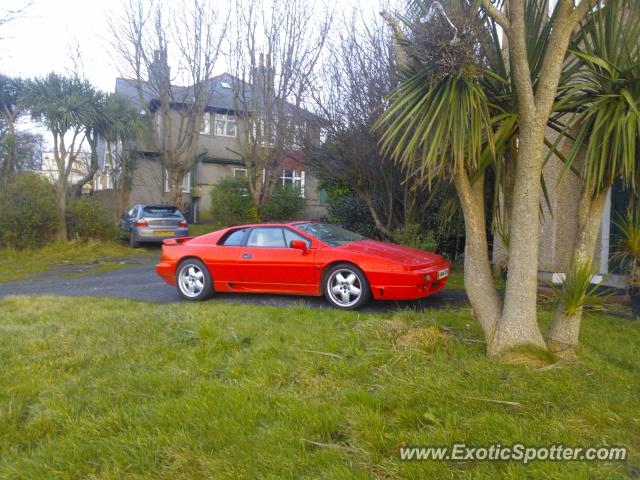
xmin=242 ymin=253 xmax=252 ymax=259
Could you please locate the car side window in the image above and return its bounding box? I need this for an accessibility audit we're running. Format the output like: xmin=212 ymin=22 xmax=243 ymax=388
xmin=246 ymin=228 xmax=286 ymax=248
xmin=222 ymin=228 xmax=246 ymax=246
xmin=128 ymin=207 xmax=137 ymax=217
xmin=284 ymin=228 xmax=311 ymax=248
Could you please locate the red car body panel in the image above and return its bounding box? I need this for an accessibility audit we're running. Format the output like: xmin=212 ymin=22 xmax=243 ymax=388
xmin=156 ymin=222 xmax=451 ymax=301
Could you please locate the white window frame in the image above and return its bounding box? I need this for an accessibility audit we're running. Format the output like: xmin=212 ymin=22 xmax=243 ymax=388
xmin=233 ymin=167 xmax=247 ymax=178
xmin=200 ymin=112 xmax=211 ymax=135
xmin=164 ymin=168 xmax=192 ymax=193
xmin=214 ymin=113 xmax=237 ymax=138
xmin=281 ymin=169 xmax=305 ymax=197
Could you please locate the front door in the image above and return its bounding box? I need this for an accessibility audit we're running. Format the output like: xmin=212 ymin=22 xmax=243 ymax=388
xmin=237 ymin=227 xmax=316 ymax=293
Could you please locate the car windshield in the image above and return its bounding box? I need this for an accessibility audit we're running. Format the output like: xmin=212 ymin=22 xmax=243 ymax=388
xmin=142 ymin=206 xmax=181 ymax=218
xmin=295 ymin=222 xmax=365 ymax=247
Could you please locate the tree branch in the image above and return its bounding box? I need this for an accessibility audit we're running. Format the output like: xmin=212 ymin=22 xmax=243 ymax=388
xmin=478 ymin=0 xmax=510 ymax=32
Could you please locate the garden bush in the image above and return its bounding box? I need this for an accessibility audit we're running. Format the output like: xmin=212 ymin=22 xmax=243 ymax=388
xmin=66 ymin=198 xmax=118 ymax=241
xmin=209 ymin=176 xmax=258 ymax=227
xmin=260 ymin=185 xmax=305 ymax=221
xmin=0 ymin=173 xmax=61 ymax=249
xmin=392 ymin=223 xmax=437 ymax=252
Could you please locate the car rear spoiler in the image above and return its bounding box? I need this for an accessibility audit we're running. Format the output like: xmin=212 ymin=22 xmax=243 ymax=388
xmin=162 ymin=237 xmax=194 ymax=246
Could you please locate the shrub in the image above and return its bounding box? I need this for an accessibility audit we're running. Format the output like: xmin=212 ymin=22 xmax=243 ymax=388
xmin=392 ymin=223 xmax=437 ymax=252
xmin=66 ymin=198 xmax=118 ymax=241
xmin=210 ymin=176 xmax=258 ymax=227
xmin=325 ymin=187 xmax=378 ymax=238
xmin=260 ymin=185 xmax=305 ymax=221
xmin=0 ymin=173 xmax=61 ymax=249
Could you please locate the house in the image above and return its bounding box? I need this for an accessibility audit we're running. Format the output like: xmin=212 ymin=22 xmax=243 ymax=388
xmin=98 ymin=54 xmax=328 ymax=223
xmin=39 ymin=151 xmax=93 ymax=194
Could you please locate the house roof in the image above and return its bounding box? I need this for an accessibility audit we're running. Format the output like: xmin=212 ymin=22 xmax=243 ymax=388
xmin=115 ymin=72 xmax=323 ymax=123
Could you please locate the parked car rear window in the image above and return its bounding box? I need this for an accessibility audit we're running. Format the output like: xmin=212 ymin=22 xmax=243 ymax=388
xmin=142 ymin=206 xmax=181 ymax=217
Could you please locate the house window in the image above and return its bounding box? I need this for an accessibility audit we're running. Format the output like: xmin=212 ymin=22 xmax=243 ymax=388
xmin=164 ymin=168 xmax=191 ymax=193
xmin=200 ymin=112 xmax=211 ymax=134
xmin=253 ymin=116 xmax=278 ymax=146
xmin=214 ymin=113 xmax=237 ymax=137
xmin=281 ymin=169 xmax=305 ymax=197
xmin=220 ymin=81 xmax=231 ymax=89
xmin=233 ymin=167 xmax=247 ymax=178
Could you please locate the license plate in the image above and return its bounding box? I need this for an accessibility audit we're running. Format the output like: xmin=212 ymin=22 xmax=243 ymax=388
xmin=438 ymin=268 xmax=449 ymax=280
xmin=154 ymin=230 xmax=174 ymax=236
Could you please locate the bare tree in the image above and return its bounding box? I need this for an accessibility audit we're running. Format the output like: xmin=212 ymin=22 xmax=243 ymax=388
xmin=109 ymin=0 xmax=227 ymax=209
xmin=307 ymin=4 xmax=435 ymax=237
xmin=0 ymin=1 xmax=33 ymax=36
xmin=228 ymin=0 xmax=332 ymax=210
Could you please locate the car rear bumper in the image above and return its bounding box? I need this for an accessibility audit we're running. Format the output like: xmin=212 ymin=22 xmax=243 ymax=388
xmin=156 ymin=261 xmax=176 ymax=285
xmin=367 ymin=263 xmax=451 ymax=300
xmin=133 ymin=227 xmax=189 ymax=243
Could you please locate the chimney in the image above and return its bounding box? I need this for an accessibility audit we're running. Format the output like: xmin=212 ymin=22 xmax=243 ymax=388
xmin=149 ymin=48 xmax=170 ymax=89
xmin=254 ymin=53 xmax=275 ymax=100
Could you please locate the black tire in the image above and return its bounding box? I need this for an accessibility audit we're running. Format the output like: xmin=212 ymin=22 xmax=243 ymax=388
xmin=129 ymin=235 xmax=139 ymax=248
xmin=175 ymin=258 xmax=214 ymax=301
xmin=322 ymin=263 xmax=371 ymax=310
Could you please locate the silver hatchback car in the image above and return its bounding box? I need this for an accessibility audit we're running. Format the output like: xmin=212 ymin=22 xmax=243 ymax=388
xmin=120 ymin=205 xmax=189 ymax=247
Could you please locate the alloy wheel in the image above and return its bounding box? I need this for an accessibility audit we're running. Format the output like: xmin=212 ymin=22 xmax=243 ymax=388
xmin=178 ymin=264 xmax=205 ymax=298
xmin=326 ymin=268 xmax=362 ymax=307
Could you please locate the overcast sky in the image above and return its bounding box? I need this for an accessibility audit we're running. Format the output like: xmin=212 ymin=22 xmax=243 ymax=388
xmin=0 ymin=0 xmax=381 ymax=92
xmin=0 ymin=0 xmax=383 ymax=148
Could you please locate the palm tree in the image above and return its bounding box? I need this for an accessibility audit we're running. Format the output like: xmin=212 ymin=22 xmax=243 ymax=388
xmin=0 ymin=75 xmax=27 ymax=187
xmin=72 ymin=88 xmax=109 ymax=197
xmin=102 ymin=94 xmax=146 ymax=217
xmin=547 ymin=0 xmax=640 ymax=355
xmin=22 ymin=73 xmax=95 ymax=240
xmin=377 ymin=0 xmax=567 ymax=354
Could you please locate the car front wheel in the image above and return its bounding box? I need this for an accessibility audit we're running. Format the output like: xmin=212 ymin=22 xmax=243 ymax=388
xmin=323 ymin=263 xmax=371 ymax=310
xmin=176 ymin=259 xmax=214 ymax=301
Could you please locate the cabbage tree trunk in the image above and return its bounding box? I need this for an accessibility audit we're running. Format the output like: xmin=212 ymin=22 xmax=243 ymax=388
xmin=453 ymin=168 xmax=502 ymax=344
xmin=55 ymin=180 xmax=67 ymax=241
xmin=547 ymin=188 xmax=608 ymax=358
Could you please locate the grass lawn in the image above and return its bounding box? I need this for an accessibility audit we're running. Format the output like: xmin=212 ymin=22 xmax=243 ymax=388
xmin=0 ymin=296 xmax=637 ymax=479
xmin=188 ymin=223 xmax=218 ymax=237
xmin=0 ymin=241 xmax=157 ymax=283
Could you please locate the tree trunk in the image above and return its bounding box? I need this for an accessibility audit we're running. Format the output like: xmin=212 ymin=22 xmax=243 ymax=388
xmin=489 ymin=0 xmax=581 ymax=356
xmin=73 ymin=134 xmax=99 ymax=197
xmin=491 ymin=123 xmax=548 ymax=355
xmin=55 ymin=180 xmax=68 ymax=241
xmin=453 ymin=168 xmax=502 ymax=344
xmin=362 ymin=192 xmax=393 ymax=238
xmin=547 ymin=188 xmax=608 ymax=358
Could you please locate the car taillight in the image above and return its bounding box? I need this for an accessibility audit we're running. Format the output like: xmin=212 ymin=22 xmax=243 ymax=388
xmin=179 ymin=220 xmax=188 ymax=228
xmin=136 ymin=219 xmax=148 ymax=227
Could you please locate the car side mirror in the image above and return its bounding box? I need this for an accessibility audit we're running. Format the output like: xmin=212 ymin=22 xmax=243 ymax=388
xmin=290 ymin=240 xmax=308 ymax=252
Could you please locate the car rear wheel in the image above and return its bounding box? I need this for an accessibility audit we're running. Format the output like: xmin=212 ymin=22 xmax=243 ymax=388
xmin=176 ymin=259 xmax=214 ymax=301
xmin=323 ymin=263 xmax=370 ymax=310
xmin=129 ymin=235 xmax=139 ymax=248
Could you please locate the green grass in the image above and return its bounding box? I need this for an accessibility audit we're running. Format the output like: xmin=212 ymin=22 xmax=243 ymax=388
xmin=0 ymin=296 xmax=637 ymax=479
xmin=0 ymin=241 xmax=157 ymax=283
xmin=189 ymin=223 xmax=218 ymax=237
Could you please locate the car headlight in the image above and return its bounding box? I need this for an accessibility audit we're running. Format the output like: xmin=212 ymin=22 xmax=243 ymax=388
xmin=424 ymin=274 xmax=431 ymax=282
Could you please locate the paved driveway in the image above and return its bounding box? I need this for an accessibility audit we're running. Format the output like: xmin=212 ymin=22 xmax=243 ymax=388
xmin=0 ymin=264 xmax=467 ymax=313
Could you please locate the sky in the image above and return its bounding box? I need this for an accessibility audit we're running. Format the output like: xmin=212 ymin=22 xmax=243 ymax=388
xmin=0 ymin=0 xmax=384 ymax=148
xmin=0 ymin=0 xmax=383 ymax=93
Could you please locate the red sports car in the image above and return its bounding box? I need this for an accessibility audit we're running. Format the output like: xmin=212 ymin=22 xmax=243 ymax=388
xmin=156 ymin=222 xmax=451 ymax=309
